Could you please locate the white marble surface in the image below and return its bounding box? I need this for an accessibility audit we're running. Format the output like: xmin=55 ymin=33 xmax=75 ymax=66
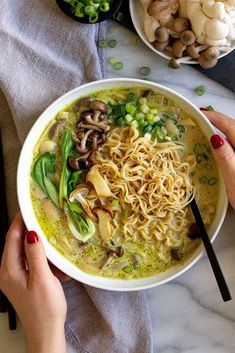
xmin=1 ymin=22 xmax=235 ymax=353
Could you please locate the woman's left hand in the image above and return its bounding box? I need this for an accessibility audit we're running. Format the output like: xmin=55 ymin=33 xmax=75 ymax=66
xmin=0 ymin=212 xmax=68 ymax=353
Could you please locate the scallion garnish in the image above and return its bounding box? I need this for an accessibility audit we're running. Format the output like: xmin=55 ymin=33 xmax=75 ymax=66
xmin=195 ymin=85 xmax=206 ymax=96
xmin=98 ymin=39 xmax=108 ymax=48
xmin=108 ymin=39 xmax=117 ymax=48
xmin=139 ymin=66 xmax=151 ymax=76
xmin=206 ymin=105 xmax=214 ymax=111
xmin=114 ymin=62 xmax=123 ymax=70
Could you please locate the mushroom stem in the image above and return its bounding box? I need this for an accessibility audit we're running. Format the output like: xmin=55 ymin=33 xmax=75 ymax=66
xmin=169 ymin=56 xmax=192 ymax=69
xmin=85 ymin=115 xmax=110 ymax=131
xmin=81 ymin=129 xmax=94 ymax=150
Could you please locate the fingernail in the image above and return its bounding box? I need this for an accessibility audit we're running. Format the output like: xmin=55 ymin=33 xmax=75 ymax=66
xmin=210 ymin=134 xmax=224 ymax=149
xmin=26 ymin=231 xmax=39 ymax=244
xmin=200 ymin=107 xmax=208 ymax=111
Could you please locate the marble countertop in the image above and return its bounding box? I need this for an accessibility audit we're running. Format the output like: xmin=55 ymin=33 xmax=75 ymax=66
xmin=1 ymin=22 xmax=235 ymax=353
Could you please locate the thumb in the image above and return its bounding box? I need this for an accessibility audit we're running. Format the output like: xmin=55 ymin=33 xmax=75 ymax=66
xmin=24 ymin=231 xmax=50 ymax=277
xmin=210 ymin=134 xmax=235 ymax=208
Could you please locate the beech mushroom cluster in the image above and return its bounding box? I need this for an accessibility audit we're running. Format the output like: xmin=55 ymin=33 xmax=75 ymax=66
xmin=140 ymin=0 xmax=234 ymax=69
xmin=68 ymin=97 xmax=110 ymax=170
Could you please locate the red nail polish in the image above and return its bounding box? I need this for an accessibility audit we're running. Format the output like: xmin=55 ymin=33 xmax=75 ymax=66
xmin=200 ymin=107 xmax=208 ymax=111
xmin=210 ymin=134 xmax=224 ymax=149
xmin=26 ymin=231 xmax=39 ymax=244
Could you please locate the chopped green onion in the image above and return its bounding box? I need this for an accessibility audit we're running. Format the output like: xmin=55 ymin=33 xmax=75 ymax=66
xmin=177 ymin=125 xmax=186 ymax=133
xmin=125 ymin=102 xmax=136 ymax=115
xmin=100 ymin=2 xmax=110 ymax=12
xmin=139 ymin=97 xmax=147 ymax=105
xmin=122 ymin=210 xmax=129 ymax=218
xmin=196 ymin=154 xmax=204 ymax=163
xmin=98 ymin=39 xmax=108 ymax=48
xmin=112 ymin=199 xmax=119 ymax=206
xmin=139 ymin=66 xmax=151 ymax=76
xmin=89 ymin=13 xmax=99 ymax=23
xmin=75 ymin=3 xmax=85 ymax=17
xmin=198 ymin=176 xmax=208 ymax=184
xmin=113 ymin=11 xmax=124 ymax=22
xmin=113 ymin=62 xmax=123 ymax=70
xmin=208 ymin=177 xmax=217 ymax=185
xmin=108 ymin=39 xmax=117 ymax=48
xmin=195 ymin=85 xmax=206 ymax=96
xmin=190 ymin=170 xmax=196 ymax=177
xmin=123 ymin=265 xmax=133 ymax=273
xmin=116 ymin=117 xmax=126 ymax=127
xmin=108 ymin=57 xmax=119 ymax=65
xmin=205 ymin=163 xmax=213 ymax=170
xmin=206 ymin=105 xmax=214 ymax=111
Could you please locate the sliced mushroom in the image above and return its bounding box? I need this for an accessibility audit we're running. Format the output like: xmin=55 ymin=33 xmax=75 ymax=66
xmin=93 ymin=208 xmax=112 ymax=241
xmin=43 ymin=198 xmax=61 ymax=222
xmin=86 ymin=165 xmax=113 ymax=198
xmin=93 ymin=204 xmax=114 ymax=218
xmin=69 ymin=186 xmax=97 ymax=222
xmin=39 ymin=140 xmax=57 ymax=154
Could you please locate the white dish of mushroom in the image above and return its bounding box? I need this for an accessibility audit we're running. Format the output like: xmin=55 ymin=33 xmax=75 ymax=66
xmin=129 ymin=0 xmax=235 ymax=68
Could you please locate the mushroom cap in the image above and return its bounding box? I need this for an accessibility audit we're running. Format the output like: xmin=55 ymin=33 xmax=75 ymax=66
xmin=180 ymin=30 xmax=196 ymax=46
xmin=154 ymin=39 xmax=169 ymax=51
xmin=186 ymin=44 xmax=200 ymax=59
xmin=155 ymin=26 xmax=169 ymax=43
xmin=172 ymin=39 xmax=186 ymax=58
xmin=203 ymin=47 xmax=220 ymax=61
xmin=198 ymin=53 xmax=218 ymax=69
xmin=147 ymin=0 xmax=179 ymax=22
xmin=169 ymin=58 xmax=181 ymax=69
xmin=173 ymin=17 xmax=191 ymax=33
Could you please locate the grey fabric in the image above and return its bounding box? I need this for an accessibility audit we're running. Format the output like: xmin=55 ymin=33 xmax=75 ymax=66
xmin=0 ymin=1 xmax=153 ymax=352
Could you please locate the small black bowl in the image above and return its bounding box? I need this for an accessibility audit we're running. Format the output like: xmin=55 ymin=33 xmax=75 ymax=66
xmin=55 ymin=0 xmax=122 ymax=24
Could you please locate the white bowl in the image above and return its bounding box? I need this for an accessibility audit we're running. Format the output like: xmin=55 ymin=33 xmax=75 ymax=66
xmin=129 ymin=0 xmax=235 ymax=65
xmin=17 ymin=78 xmax=228 ymax=291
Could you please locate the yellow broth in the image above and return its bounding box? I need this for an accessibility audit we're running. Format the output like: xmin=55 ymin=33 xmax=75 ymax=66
xmin=30 ymin=87 xmax=219 ymax=279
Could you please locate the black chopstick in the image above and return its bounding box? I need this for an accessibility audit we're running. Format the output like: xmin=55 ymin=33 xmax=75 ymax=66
xmin=0 ymin=128 xmax=17 ymax=329
xmin=190 ymin=199 xmax=231 ymax=302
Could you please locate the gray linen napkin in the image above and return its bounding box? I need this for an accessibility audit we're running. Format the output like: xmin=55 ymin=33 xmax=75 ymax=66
xmin=0 ymin=1 xmax=153 ymax=352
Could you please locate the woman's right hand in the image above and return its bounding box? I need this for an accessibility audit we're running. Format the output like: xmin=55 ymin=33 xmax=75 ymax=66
xmin=201 ymin=110 xmax=235 ymax=209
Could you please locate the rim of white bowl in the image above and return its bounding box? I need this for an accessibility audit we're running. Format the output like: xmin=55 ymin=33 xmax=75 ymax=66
xmin=17 ymin=78 xmax=228 ymax=291
xmin=129 ymin=0 xmax=235 ymax=65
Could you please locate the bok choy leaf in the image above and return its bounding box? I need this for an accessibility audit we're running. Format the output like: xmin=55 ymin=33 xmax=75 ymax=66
xmin=64 ymin=202 xmax=95 ymax=242
xmin=59 ymin=131 xmax=95 ymax=241
xmin=59 ymin=131 xmax=75 ymax=207
xmin=31 ymin=152 xmax=60 ymax=208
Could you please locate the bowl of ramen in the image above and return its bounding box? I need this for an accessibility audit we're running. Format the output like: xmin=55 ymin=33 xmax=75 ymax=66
xmin=17 ymin=78 xmax=227 ymax=291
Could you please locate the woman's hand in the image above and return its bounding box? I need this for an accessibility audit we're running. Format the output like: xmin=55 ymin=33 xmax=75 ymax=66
xmin=201 ymin=109 xmax=235 ymax=209
xmin=0 ymin=213 xmax=67 ymax=353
